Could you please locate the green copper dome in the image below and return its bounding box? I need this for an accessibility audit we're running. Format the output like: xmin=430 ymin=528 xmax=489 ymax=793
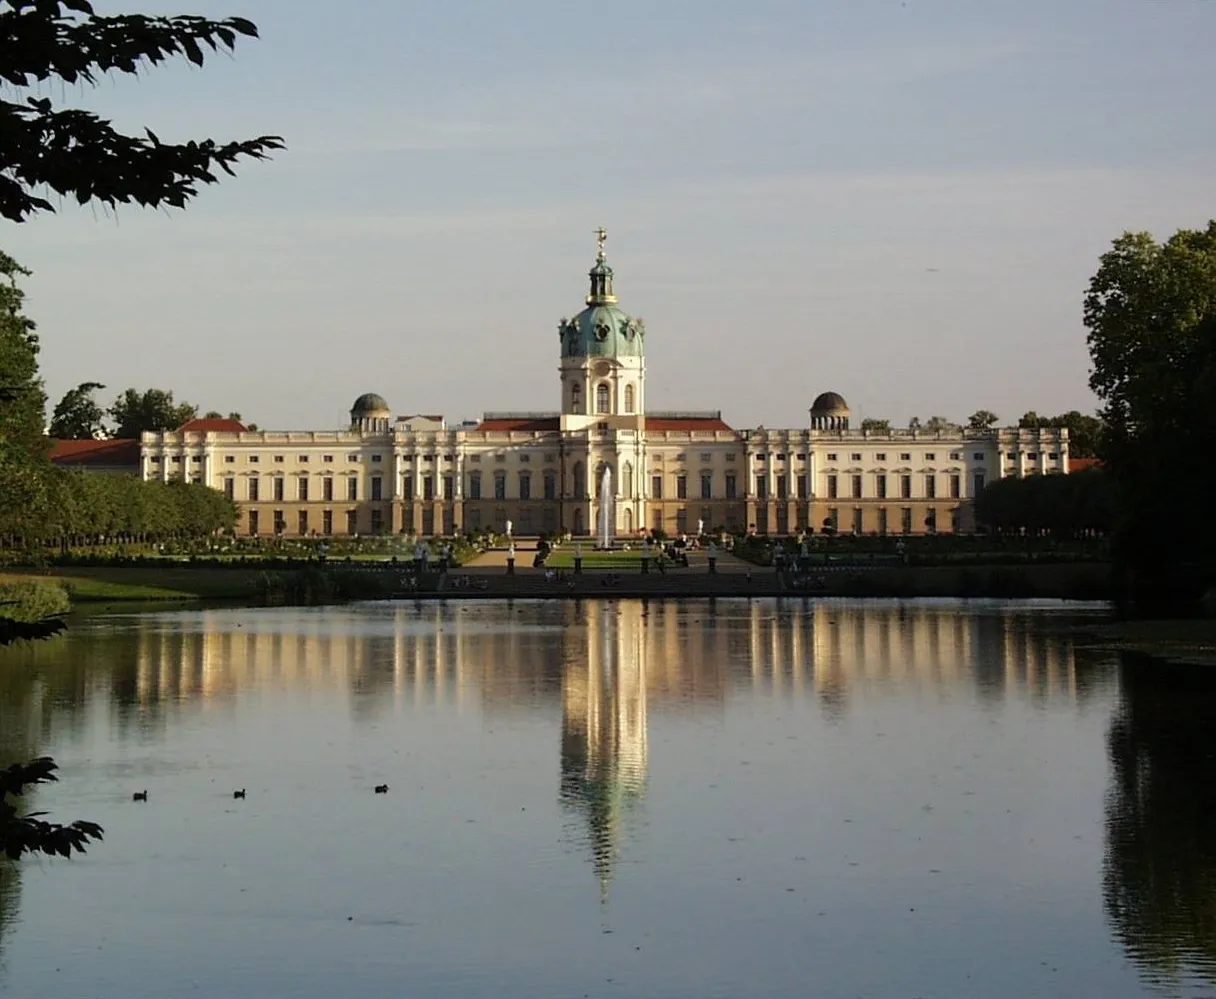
xmin=560 ymin=305 xmax=645 ymax=359
xmin=558 ymin=229 xmax=646 ymax=359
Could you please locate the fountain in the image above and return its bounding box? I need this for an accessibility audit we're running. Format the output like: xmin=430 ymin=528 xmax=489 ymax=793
xmin=598 ymin=466 xmax=614 ymax=549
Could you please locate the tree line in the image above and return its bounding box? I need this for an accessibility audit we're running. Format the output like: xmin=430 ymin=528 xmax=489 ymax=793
xmin=974 ymin=468 xmax=1114 ymax=538
xmin=49 ymin=382 xmax=256 ymax=439
xmin=856 ymin=410 xmax=1102 ymax=458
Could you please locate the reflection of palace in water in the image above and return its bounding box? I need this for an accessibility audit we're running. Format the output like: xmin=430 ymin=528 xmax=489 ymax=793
xmin=119 ymin=601 xmax=1102 ymax=899
xmin=122 ymin=602 xmax=1099 ymax=712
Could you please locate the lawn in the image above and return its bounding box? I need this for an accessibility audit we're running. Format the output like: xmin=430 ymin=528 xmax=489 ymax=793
xmin=542 ymin=548 xmax=653 ymax=569
xmin=0 ymin=566 xmax=268 ymax=601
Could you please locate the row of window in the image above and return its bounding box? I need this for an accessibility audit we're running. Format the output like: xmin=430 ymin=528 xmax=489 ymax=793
xmin=570 ymin=382 xmax=638 ymax=414
xmin=226 ymin=477 xmax=382 ymax=502
xmin=821 ymin=507 xmax=957 ymax=534
xmin=823 ymin=472 xmax=986 ymax=501
xmin=248 ymin=509 xmax=376 ymax=537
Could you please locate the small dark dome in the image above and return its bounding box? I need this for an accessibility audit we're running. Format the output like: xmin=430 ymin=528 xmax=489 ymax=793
xmin=811 ymin=391 xmax=849 ymax=414
xmin=351 ymin=392 xmax=390 ymax=416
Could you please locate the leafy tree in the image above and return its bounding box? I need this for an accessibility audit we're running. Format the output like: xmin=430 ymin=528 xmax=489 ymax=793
xmin=202 ymin=410 xmax=222 ymax=419
xmin=924 ymin=415 xmax=956 ymax=431
xmin=48 ymin=381 xmax=106 ymax=439
xmin=859 ymin=418 xmax=890 ymax=433
xmin=0 ymin=757 xmax=102 ymax=860
xmin=0 ymin=0 xmax=283 ymax=223
xmin=974 ymin=468 xmax=1114 ymax=538
xmin=1018 ymin=410 xmax=1042 ymax=428
xmin=0 ymin=252 xmax=52 ymax=546
xmin=109 ymin=388 xmax=196 ymax=437
xmin=908 ymin=416 xmax=922 ymax=430
xmin=1084 ymin=223 xmax=1216 ymax=594
xmin=968 ymin=410 xmax=999 ymax=429
xmin=1050 ymin=410 xmax=1103 ymax=460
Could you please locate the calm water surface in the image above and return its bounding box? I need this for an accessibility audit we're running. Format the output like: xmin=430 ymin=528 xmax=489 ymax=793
xmin=0 ymin=598 xmax=1213 ymax=999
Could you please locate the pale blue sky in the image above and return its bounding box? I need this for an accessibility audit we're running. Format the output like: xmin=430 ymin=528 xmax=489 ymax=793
xmin=9 ymin=0 xmax=1216 ymax=430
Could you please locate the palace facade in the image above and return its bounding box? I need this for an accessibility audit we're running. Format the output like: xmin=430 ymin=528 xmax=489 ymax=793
xmin=139 ymin=233 xmax=1069 ymax=538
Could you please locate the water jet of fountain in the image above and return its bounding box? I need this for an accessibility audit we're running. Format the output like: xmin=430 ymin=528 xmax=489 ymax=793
xmin=598 ymin=467 xmax=613 ymax=550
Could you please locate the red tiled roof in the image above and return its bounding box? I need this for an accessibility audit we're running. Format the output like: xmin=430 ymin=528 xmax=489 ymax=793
xmin=644 ymin=416 xmax=733 ymax=432
xmin=1069 ymin=457 xmax=1101 ymax=472
xmin=475 ymin=417 xmax=561 ymax=432
xmin=50 ymin=438 xmax=141 ymax=467
xmin=178 ymin=417 xmax=247 ymax=433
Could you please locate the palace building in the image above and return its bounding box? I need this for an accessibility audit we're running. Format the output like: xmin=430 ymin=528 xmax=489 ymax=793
xmin=139 ymin=231 xmax=1070 ymax=538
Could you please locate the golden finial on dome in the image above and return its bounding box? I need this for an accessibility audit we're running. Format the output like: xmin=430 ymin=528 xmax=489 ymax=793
xmin=594 ymin=225 xmax=607 ymax=263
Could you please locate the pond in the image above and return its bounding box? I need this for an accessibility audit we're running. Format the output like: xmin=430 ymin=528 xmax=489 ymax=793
xmin=0 ymin=598 xmax=1213 ymax=999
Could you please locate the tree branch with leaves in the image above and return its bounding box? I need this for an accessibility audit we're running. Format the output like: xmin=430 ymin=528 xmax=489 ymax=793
xmin=0 ymin=0 xmax=283 ymax=222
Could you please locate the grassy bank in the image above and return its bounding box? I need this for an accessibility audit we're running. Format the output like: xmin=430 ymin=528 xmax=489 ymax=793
xmin=0 ymin=567 xmax=266 ymax=601
xmin=1072 ymin=618 xmax=1216 ymax=667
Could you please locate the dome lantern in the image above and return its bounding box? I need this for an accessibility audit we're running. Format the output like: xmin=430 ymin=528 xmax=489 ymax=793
xmin=350 ymin=392 xmax=391 ymax=433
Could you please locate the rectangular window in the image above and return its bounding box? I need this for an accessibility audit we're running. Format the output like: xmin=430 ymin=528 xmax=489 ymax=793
xmin=248 ymin=455 xmax=259 ymax=463
xmin=519 ymin=473 xmax=531 ymax=500
xmin=494 ymin=472 xmax=506 ymax=500
xmin=371 ymin=454 xmax=383 ymax=464
xmin=949 ymin=452 xmax=961 ymax=461
xmin=652 ymin=475 xmax=663 ymax=499
xmin=298 ymin=510 xmax=308 ymax=536
xmin=796 ymin=474 xmax=808 ymax=499
xmin=877 ymin=508 xmax=888 ymax=535
xmin=297 ymin=478 xmax=309 ymax=502
xmin=423 ymin=476 xmax=434 ymax=501
xmin=323 ymin=455 xmax=334 ymax=464
xmin=827 ymin=508 xmax=839 ymax=532
xmin=347 ymin=454 xmax=359 ymax=463
xmin=273 ymin=509 xmax=285 ymax=535
xmin=469 ymin=473 xmax=482 ymax=500
xmin=875 ymin=452 xmax=886 ymax=462
xmin=544 ymin=472 xmax=557 ymax=500
xmin=676 ymin=475 xmax=687 ymax=500
xmin=403 ymin=474 xmax=413 ymax=497
xmin=949 ymin=474 xmax=960 ymax=499
xmin=346 ymin=510 xmax=357 ymax=535
xmin=371 ymin=476 xmax=383 ymax=501
xmin=851 ymin=474 xmax=862 ymax=498
xmin=371 ymin=509 xmax=384 ymax=533
xmin=725 ymin=473 xmax=737 ymax=500
xmin=274 ymin=455 xmax=284 ymax=464
xmin=443 ymin=475 xmax=455 ymax=500
xmin=925 ymin=452 xmax=936 ymax=462
xmin=826 ymin=453 xmax=837 ymax=461
xmin=224 ymin=455 xmax=235 ymax=464
xmin=899 ymin=452 xmax=911 ymax=461
xmin=700 ymin=472 xmax=712 ymax=499
xmin=827 ymin=474 xmax=838 ymax=499
xmin=925 ymin=475 xmax=936 ymax=499
xmin=273 ymin=477 xmax=284 ymax=502
xmin=973 ymin=453 xmax=984 ymax=461
xmin=248 ymin=478 xmax=260 ymax=502
xmin=322 ymin=509 xmax=333 ymax=536
xmin=223 ymin=478 xmax=235 ymax=500
xmin=519 ymin=453 xmax=530 ymax=463
xmin=756 ymin=476 xmax=768 ymax=500
xmin=776 ymin=475 xmax=788 ymax=500
xmin=347 ymin=477 xmax=358 ymax=501
xmin=876 ymin=474 xmax=887 ymax=499
xmin=248 ymin=510 xmax=259 ymax=536
xmin=850 ymin=453 xmax=862 ymax=461
xmin=323 ymin=477 xmax=334 ymax=502
xmin=700 ymin=452 xmax=712 ymax=463
xmin=901 ymin=507 xmax=913 ymax=534
xmin=900 ymin=475 xmax=912 ymax=499
xmin=852 ymin=508 xmax=863 ymax=534
xmin=973 ymin=472 xmax=986 ymax=495
xmin=298 ymin=455 xmax=309 ymax=464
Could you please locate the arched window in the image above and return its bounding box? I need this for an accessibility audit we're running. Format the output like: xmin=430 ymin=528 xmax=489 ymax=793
xmin=624 ymin=383 xmax=635 ymax=413
xmin=622 ymin=461 xmax=633 ymax=497
xmin=572 ymin=461 xmax=585 ymax=498
xmin=595 ymin=383 xmax=611 ymax=414
xmin=570 ymin=382 xmax=582 ymax=413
